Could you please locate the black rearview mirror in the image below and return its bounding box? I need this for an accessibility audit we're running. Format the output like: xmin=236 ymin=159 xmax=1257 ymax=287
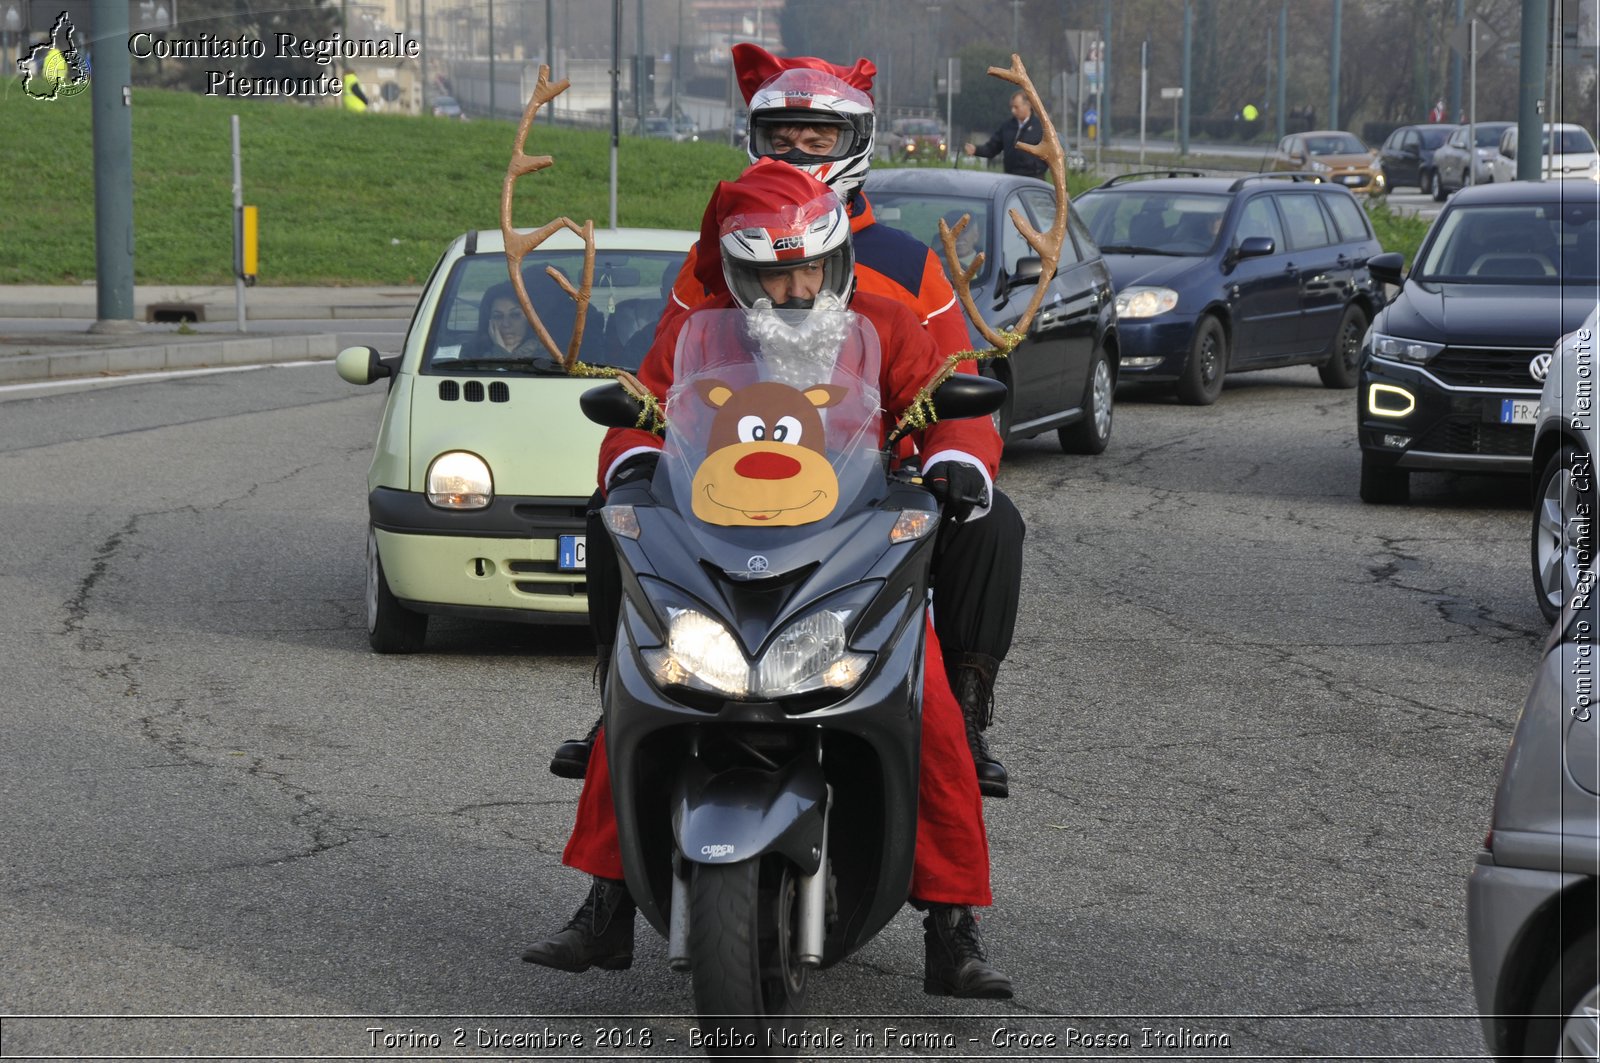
xmin=581 ymin=381 xmax=646 ymax=428
xmin=1003 ymin=256 xmax=1044 ymax=291
xmin=931 ymin=374 xmax=1007 ymax=421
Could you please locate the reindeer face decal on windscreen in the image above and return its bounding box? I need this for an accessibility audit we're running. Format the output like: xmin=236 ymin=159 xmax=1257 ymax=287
xmin=690 ymin=379 xmax=849 ymax=527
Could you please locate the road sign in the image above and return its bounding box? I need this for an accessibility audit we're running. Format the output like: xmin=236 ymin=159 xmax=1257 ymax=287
xmin=1450 ymin=19 xmax=1496 ymax=56
xmin=1160 ymin=86 xmax=1183 ymax=99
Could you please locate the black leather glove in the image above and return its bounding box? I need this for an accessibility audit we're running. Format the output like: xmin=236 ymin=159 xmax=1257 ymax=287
xmin=924 ymin=460 xmax=989 ymax=524
xmin=607 ymin=451 xmax=660 ymax=493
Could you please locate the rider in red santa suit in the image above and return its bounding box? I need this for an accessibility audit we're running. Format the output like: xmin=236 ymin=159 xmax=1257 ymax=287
xmin=551 ymin=42 xmax=1024 ymax=799
xmin=522 ymin=159 xmax=1014 ymax=1000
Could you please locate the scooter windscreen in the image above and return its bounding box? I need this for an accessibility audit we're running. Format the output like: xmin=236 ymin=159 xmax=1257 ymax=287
xmin=658 ymin=307 xmax=885 ymax=551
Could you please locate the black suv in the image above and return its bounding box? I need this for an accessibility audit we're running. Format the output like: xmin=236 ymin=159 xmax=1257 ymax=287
xmin=1074 ymin=171 xmax=1387 ymax=405
xmin=1357 ymin=180 xmax=1600 ymax=504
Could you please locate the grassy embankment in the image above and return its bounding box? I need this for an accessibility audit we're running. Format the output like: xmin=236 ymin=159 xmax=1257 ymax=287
xmin=0 ymin=82 xmax=1429 ymax=284
xmin=0 ymin=83 xmax=748 ymax=285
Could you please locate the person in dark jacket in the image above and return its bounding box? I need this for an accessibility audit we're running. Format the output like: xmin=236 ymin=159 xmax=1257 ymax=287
xmin=964 ymin=90 xmax=1046 ymax=177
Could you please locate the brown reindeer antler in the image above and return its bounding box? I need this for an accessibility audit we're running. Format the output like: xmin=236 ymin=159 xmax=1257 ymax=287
xmin=500 ymin=66 xmax=660 ymax=430
xmin=500 ymin=67 xmax=596 ymax=371
xmin=893 ymin=53 xmax=1070 ymax=439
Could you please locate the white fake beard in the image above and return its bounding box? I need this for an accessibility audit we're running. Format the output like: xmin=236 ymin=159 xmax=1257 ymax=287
xmin=746 ymin=290 xmax=849 ymax=386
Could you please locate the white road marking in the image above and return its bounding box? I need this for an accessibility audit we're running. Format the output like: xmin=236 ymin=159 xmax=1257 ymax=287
xmin=0 ymin=359 xmax=333 ymax=395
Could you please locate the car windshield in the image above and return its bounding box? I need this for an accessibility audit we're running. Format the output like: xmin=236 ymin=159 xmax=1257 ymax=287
xmin=424 ymin=249 xmax=687 ymax=374
xmin=1420 ymin=128 xmax=1451 ymax=149
xmin=868 ymin=192 xmax=992 ymax=279
xmin=897 ymin=120 xmax=942 ymax=136
xmin=1306 ymin=133 xmax=1366 ymax=155
xmin=1415 ymin=202 xmax=1600 ymax=284
xmin=1546 ymin=129 xmax=1597 ymax=153
xmin=1075 ymin=191 xmax=1230 ymax=256
xmin=1474 ymin=125 xmax=1508 ymax=147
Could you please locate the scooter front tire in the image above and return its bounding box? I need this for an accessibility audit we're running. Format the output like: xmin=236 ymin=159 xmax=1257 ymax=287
xmin=688 ymin=857 xmax=808 ymax=1057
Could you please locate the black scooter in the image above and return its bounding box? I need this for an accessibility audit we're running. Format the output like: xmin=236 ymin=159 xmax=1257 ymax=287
xmin=580 ymin=309 xmax=1003 ymax=1054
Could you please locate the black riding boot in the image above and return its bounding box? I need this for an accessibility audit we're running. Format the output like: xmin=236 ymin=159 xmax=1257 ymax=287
xmin=549 ymin=646 xmax=609 ymax=779
xmin=549 ymin=714 xmax=602 ymax=779
xmin=520 ymin=876 xmax=635 ymax=972
xmin=921 ymin=903 xmax=1014 ymax=999
xmin=951 ymin=652 xmax=1008 ymax=798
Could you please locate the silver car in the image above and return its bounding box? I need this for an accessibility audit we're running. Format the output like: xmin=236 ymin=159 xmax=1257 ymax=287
xmin=1531 ymin=304 xmax=1600 ymax=622
xmin=1468 ymin=596 xmax=1600 ymax=1059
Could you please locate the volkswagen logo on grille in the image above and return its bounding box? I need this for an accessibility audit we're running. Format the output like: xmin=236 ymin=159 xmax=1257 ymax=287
xmin=1530 ymin=352 xmax=1554 ymax=383
xmin=747 ymin=555 xmax=770 ymax=573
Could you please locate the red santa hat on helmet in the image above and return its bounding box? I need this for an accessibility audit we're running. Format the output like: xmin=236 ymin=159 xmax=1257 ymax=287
xmin=694 ymin=159 xmax=854 ymax=309
xmin=731 ymin=43 xmax=876 ymax=103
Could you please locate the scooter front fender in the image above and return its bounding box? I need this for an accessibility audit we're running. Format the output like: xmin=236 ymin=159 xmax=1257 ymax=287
xmin=673 ymin=756 xmax=826 ymax=876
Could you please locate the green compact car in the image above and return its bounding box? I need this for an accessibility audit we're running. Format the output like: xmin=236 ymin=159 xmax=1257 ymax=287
xmin=338 ymin=226 xmax=695 ymax=652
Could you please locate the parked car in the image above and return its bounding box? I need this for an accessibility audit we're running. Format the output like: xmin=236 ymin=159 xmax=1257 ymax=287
xmin=882 ymin=117 xmax=948 ymax=162
xmin=1467 ymin=593 xmax=1600 ymax=1059
xmin=641 ymin=115 xmax=699 ymax=143
xmin=1488 ymin=123 xmax=1600 ymax=184
xmin=1268 ymin=130 xmax=1386 ymax=195
xmin=1073 ymin=171 xmax=1385 ymax=405
xmin=336 ymin=226 xmax=694 ymax=652
xmin=1431 ymin=121 xmax=1515 ymax=199
xmin=864 ymin=167 xmax=1118 ymax=453
xmin=1530 ymin=304 xmax=1600 ymax=622
xmin=430 ymin=95 xmax=466 ymax=120
xmin=1377 ymin=123 xmax=1455 ymax=195
xmin=1356 ymin=180 xmax=1600 ymax=504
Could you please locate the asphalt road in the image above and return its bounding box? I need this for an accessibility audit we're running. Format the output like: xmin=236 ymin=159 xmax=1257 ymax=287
xmin=0 ymin=360 xmax=1538 ymax=1060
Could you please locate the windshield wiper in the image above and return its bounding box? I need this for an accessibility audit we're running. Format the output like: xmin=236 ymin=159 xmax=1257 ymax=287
xmin=1098 ymin=244 xmax=1184 ymax=256
xmin=434 ymin=356 xmax=567 ymax=374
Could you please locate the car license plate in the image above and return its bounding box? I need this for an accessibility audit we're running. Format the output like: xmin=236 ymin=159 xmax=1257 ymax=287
xmin=1499 ymin=398 xmax=1539 ymax=425
xmin=558 ymin=534 xmax=586 ymax=571
xmin=1338 ymin=174 xmax=1360 ymax=185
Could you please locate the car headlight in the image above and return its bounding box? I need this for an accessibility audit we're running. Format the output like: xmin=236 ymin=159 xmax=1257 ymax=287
xmin=1309 ymin=160 xmax=1331 ymax=172
xmin=426 ymin=451 xmax=493 ymax=509
xmin=1115 ymin=287 xmax=1180 ymax=319
xmin=1370 ymin=332 xmax=1445 ymax=365
xmin=643 ymin=598 xmax=874 ymax=700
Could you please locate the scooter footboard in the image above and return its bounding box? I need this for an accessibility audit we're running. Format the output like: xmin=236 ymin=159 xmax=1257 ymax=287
xmin=673 ymin=756 xmax=826 ymax=875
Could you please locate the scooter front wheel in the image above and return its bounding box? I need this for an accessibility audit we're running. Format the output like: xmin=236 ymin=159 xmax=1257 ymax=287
xmin=689 ymin=857 xmax=808 ymax=1056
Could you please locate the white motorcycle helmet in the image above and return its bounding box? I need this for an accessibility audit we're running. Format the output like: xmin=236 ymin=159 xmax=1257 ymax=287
xmin=745 ymin=68 xmax=876 ymax=202
xmin=717 ymin=161 xmax=856 ymax=311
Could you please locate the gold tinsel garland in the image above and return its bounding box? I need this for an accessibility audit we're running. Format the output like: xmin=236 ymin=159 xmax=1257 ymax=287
xmin=892 ymin=334 xmax=1020 ymax=435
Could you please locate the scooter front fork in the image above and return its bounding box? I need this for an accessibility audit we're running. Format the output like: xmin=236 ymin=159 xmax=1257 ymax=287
xmin=666 ymin=735 xmax=831 ymax=972
xmin=796 ymin=784 xmax=831 ymax=968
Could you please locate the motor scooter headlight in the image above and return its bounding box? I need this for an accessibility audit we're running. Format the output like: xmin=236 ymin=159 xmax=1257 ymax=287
xmin=754 ymin=608 xmax=872 ymax=698
xmin=644 ymin=608 xmax=750 ymax=697
xmin=641 ymin=592 xmax=875 ymax=701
